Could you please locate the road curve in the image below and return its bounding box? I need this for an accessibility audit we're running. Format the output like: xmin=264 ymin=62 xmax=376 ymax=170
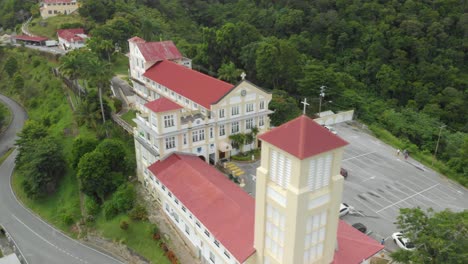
xmin=0 ymin=94 xmax=123 ymax=264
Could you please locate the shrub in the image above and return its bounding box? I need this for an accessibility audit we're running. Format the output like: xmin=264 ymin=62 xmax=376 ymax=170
xmin=129 ymin=204 xmax=148 ymax=221
xmin=103 ymin=201 xmax=119 ymax=220
xmin=61 ymin=212 xmax=74 ymax=226
xmin=113 ymin=98 xmax=123 ymax=113
xmin=85 ymin=196 xmax=100 ymax=216
xmin=111 ymin=183 xmax=135 ymax=213
xmin=120 ymin=220 xmax=129 ymax=230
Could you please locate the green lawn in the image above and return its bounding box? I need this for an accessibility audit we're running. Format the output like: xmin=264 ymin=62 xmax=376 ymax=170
xmin=28 ymin=14 xmax=85 ymax=39
xmin=121 ymin=110 xmax=137 ymax=127
xmin=111 ymin=53 xmax=129 ymax=77
xmin=94 ymin=214 xmax=171 ymax=264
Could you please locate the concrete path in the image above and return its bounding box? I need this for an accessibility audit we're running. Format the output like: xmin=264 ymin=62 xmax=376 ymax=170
xmin=0 ymin=94 xmax=123 ymax=264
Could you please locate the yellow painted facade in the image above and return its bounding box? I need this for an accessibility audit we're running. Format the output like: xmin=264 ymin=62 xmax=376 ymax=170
xmin=40 ymin=1 xmax=79 ymax=19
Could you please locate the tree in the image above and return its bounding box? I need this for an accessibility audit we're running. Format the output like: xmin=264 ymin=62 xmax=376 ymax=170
xmin=77 ymin=151 xmax=114 ymax=202
xmin=85 ymin=57 xmax=113 ymax=127
xmin=269 ymin=90 xmax=301 ymax=126
xmin=95 ymin=139 xmax=127 ymax=172
xmin=4 ymin=56 xmax=18 ymax=77
xmin=71 ymin=136 xmax=98 ymax=169
xmin=229 ymin=133 xmax=247 ymax=154
xmin=217 ymin=61 xmax=243 ymax=83
xmin=391 ymin=208 xmax=468 ymax=264
xmin=19 ymin=137 xmax=66 ymax=198
xmin=15 ymin=120 xmax=48 ymax=165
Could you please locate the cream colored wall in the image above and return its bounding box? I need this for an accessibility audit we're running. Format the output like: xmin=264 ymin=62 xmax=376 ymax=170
xmin=40 ymin=2 xmax=78 ymax=18
xmin=255 ymin=141 xmax=345 ymax=264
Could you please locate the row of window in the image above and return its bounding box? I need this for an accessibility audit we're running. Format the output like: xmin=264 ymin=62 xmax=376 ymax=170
xmin=153 ymin=176 xmax=233 ymax=263
xmin=219 ymin=102 xmax=265 ymax=119
xmin=46 ymin=2 xmax=76 ymax=6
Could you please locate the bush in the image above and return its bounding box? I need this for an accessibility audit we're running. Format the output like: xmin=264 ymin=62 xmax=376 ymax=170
xmin=120 ymin=220 xmax=129 ymax=230
xmin=61 ymin=212 xmax=74 ymax=226
xmin=103 ymin=201 xmax=119 ymax=220
xmin=129 ymin=204 xmax=148 ymax=221
xmin=113 ymin=97 xmax=123 ymax=113
xmin=85 ymin=196 xmax=100 ymax=216
xmin=111 ymin=183 xmax=135 ymax=213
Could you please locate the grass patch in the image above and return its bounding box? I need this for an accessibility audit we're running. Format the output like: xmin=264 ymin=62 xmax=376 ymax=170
xmin=369 ymin=124 xmax=467 ymax=187
xmin=28 ymin=14 xmax=85 ymax=39
xmin=0 ymin=148 xmax=15 ymax=166
xmin=94 ymin=214 xmax=171 ymax=264
xmin=120 ymin=110 xmax=137 ymax=127
xmin=111 ymin=53 xmax=129 ymax=76
xmin=11 ymin=168 xmax=81 ymax=234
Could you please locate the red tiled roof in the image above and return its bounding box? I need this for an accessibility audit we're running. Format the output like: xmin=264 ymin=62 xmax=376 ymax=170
xmin=145 ymin=97 xmax=182 ymax=113
xmin=57 ymin=28 xmax=87 ymax=43
xmin=136 ymin=41 xmax=183 ymax=62
xmin=259 ymin=115 xmax=349 ymax=160
xmin=148 ymin=154 xmax=255 ymax=263
xmin=44 ymin=0 xmax=73 ymax=3
xmin=333 ymin=220 xmax=384 ymax=263
xmin=14 ymin=35 xmax=48 ymax=42
xmin=128 ymin=36 xmax=145 ymax=43
xmin=143 ymin=60 xmax=234 ymax=109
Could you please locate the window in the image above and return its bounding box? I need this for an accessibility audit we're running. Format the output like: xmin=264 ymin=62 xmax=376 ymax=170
xmin=224 ymin=251 xmax=230 ymax=259
xmin=246 ymin=103 xmax=254 ymax=112
xmin=219 ymin=109 xmax=225 ymax=118
xmin=173 ymin=212 xmax=179 ymax=223
xmin=204 ymin=229 xmax=210 ymax=237
xmin=196 ymin=221 xmax=201 ymax=228
xmin=214 ymin=240 xmax=220 ymax=247
xmin=162 ymin=186 xmax=166 ymax=191
xmin=231 ymin=105 xmax=239 ymax=116
xmin=182 ymin=206 xmax=186 ymax=212
xmin=165 ymin=203 xmax=169 ymax=212
xmin=209 ymin=251 xmax=215 ymax=263
xmin=185 ymin=224 xmax=190 ymax=235
xmin=165 ymin=137 xmax=175 ymax=149
xmin=175 ymin=199 xmax=179 ymax=204
xmin=246 ymin=118 xmax=253 ymax=130
xmin=168 ymin=192 xmax=172 ymax=198
xmin=259 ymin=116 xmax=265 ymax=127
xmin=164 ymin=115 xmax=174 ymax=128
xmin=231 ymin=122 xmax=239 ymax=134
xmin=194 ymin=103 xmax=198 ymax=109
xmin=260 ymin=101 xmax=265 ymax=110
xmin=192 ymin=129 xmax=205 ymax=142
xmin=210 ymin=128 xmax=213 ymax=139
xmin=219 ymin=125 xmax=225 ymax=136
xmin=183 ymin=133 xmax=187 ymax=145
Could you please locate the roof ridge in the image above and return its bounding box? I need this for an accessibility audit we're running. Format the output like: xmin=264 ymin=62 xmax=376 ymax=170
xmin=164 ymin=60 xmax=233 ymax=86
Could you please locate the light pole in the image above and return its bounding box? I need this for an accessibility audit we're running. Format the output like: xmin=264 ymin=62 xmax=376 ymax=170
xmin=432 ymin=125 xmax=446 ymax=165
xmin=318 ymin=85 xmax=326 ymax=117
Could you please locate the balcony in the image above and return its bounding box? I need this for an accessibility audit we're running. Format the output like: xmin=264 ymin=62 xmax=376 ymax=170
xmin=134 ymin=131 xmax=160 ymax=157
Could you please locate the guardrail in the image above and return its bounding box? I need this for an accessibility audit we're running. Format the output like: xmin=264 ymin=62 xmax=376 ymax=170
xmin=111 ymin=113 xmax=133 ymax=134
xmin=0 ymin=225 xmax=29 ymax=264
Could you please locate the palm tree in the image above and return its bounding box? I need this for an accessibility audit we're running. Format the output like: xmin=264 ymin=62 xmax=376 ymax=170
xmin=59 ymin=51 xmax=81 ymax=96
xmin=250 ymin=126 xmax=259 ymax=150
xmin=85 ymin=57 xmax=113 ymax=126
xmin=229 ymin=133 xmax=247 ymax=154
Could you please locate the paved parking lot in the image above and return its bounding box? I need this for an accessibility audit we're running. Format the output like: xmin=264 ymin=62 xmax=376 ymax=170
xmin=234 ymin=121 xmax=468 ymax=252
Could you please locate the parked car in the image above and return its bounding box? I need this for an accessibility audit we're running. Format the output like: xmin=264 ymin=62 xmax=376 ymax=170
xmin=352 ymin=223 xmax=367 ymax=233
xmin=339 ymin=203 xmax=350 ymax=217
xmin=392 ymin=232 xmax=415 ymax=251
xmin=340 ymin=168 xmax=348 ymax=178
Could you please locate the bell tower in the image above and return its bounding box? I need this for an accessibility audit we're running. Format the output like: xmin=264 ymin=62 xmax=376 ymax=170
xmin=254 ymin=115 xmax=348 ymax=264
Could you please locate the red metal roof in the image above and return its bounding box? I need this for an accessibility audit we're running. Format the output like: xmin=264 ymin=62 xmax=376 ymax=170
xmin=259 ymin=115 xmax=349 ymax=160
xmin=14 ymin=35 xmax=48 ymax=42
xmin=148 ymin=154 xmax=256 ymax=263
xmin=333 ymin=220 xmax=384 ymax=263
xmin=143 ymin=60 xmax=234 ymax=109
xmin=136 ymin=40 xmax=183 ymax=62
xmin=57 ymin=28 xmax=87 ymax=43
xmin=145 ymin=97 xmax=182 ymax=113
xmin=128 ymin=36 xmax=145 ymax=43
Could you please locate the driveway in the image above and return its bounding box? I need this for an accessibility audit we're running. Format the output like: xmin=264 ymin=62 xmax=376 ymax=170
xmin=0 ymin=94 xmax=123 ymax=264
xmin=233 ymin=121 xmax=468 ymax=252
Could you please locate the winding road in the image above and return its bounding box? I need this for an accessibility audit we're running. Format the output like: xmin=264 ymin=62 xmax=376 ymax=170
xmin=0 ymin=94 xmax=123 ymax=264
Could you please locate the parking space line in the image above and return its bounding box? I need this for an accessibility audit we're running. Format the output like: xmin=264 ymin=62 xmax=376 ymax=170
xmin=342 ymin=151 xmax=377 ymax=162
xmin=377 ymin=184 xmax=440 ymax=213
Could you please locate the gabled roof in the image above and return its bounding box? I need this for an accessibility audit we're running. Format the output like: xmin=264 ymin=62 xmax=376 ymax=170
xmin=333 ymin=220 xmax=384 ymax=263
xmin=136 ymin=41 xmax=183 ymax=62
xmin=14 ymin=35 xmax=48 ymax=42
xmin=148 ymin=154 xmax=255 ymax=263
xmin=57 ymin=28 xmax=87 ymax=43
xmin=128 ymin=36 xmax=145 ymax=43
xmin=259 ymin=115 xmax=348 ymax=160
xmin=143 ymin=60 xmax=234 ymax=109
xmin=145 ymin=97 xmax=182 ymax=113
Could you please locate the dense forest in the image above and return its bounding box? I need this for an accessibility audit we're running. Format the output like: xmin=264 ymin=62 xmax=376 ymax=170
xmin=1 ymin=0 xmax=467 ymax=183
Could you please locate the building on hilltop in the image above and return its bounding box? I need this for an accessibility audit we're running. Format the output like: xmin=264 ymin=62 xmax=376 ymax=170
xmin=128 ymin=36 xmax=273 ymax=182
xmin=143 ymin=115 xmax=384 ymax=264
xmin=40 ymin=0 xmax=79 ymax=19
xmin=57 ymin=28 xmax=88 ymax=50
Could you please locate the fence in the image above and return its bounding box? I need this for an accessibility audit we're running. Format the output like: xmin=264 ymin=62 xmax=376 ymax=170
xmin=111 ymin=113 xmax=133 ymax=135
xmin=314 ymin=110 xmax=354 ymax=126
xmin=52 ymin=68 xmax=87 ymax=97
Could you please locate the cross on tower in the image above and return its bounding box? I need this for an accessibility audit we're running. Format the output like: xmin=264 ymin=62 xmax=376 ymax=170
xmin=240 ymin=72 xmax=246 ymax=80
xmin=301 ymin=98 xmax=309 ymax=115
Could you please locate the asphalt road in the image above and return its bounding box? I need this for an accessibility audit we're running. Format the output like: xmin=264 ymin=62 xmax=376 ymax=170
xmin=235 ymin=121 xmax=468 ymax=252
xmin=0 ymin=94 xmax=123 ymax=264
xmin=335 ymin=122 xmax=468 ymax=251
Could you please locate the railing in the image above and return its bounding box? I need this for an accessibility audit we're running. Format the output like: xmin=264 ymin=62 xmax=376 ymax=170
xmin=134 ymin=133 xmax=159 ymax=157
xmin=111 ymin=113 xmax=133 ymax=134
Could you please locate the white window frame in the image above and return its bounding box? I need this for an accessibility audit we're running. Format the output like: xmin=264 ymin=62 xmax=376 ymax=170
xmin=246 ymin=103 xmax=254 ymax=113
xmin=231 ymin=105 xmax=239 ymax=116
xmin=219 ymin=125 xmax=225 ymax=136
xmin=246 ymin=118 xmax=253 ymax=130
xmin=231 ymin=121 xmax=239 ymax=134
xmin=219 ymin=109 xmax=225 ymax=118
xmin=260 ymin=101 xmax=265 ymax=110
xmin=164 ymin=115 xmax=174 ymax=128
xmin=165 ymin=136 xmax=175 ymax=149
xmin=192 ymin=129 xmax=205 ymax=142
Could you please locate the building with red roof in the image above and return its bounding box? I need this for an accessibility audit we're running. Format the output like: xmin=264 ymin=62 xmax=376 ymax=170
xmin=40 ymin=0 xmax=79 ymax=19
xmin=129 ymin=37 xmax=273 ymax=184
xmin=57 ymin=28 xmax=88 ymax=50
xmin=13 ymin=35 xmax=48 ymax=46
xmin=142 ymin=115 xmax=383 ymax=264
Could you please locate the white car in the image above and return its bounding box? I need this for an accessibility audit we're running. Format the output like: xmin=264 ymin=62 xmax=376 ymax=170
xmin=324 ymin=125 xmax=337 ymax=134
xmin=339 ymin=203 xmax=350 ymax=217
xmin=392 ymin=232 xmax=416 ymax=251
